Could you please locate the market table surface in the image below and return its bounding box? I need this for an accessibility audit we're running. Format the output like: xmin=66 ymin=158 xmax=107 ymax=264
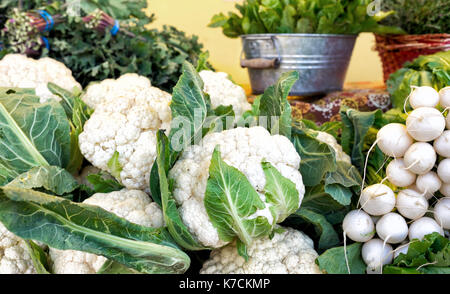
xmin=244 ymin=81 xmax=390 ymax=125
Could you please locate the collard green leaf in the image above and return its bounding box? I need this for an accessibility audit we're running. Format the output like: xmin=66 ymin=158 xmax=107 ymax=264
xmin=291 ymin=127 xmax=336 ymax=187
xmin=293 ymin=208 xmax=340 ymax=251
xmin=204 ymin=147 xmax=273 ymax=246
xmin=262 ymin=161 xmax=299 ymax=223
xmin=154 ymin=131 xmax=206 ymax=251
xmin=258 ymin=71 xmax=298 ymax=139
xmin=316 ymin=242 xmax=366 ymax=274
xmin=0 ymin=89 xmax=71 ymax=185
xmin=0 ymin=186 xmax=190 ymax=274
xmin=6 ymin=166 xmax=78 ymax=196
xmin=340 ymin=106 xmax=382 ymax=173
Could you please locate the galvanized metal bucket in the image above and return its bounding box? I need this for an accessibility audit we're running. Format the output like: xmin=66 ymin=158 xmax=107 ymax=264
xmin=240 ymin=34 xmax=357 ymax=96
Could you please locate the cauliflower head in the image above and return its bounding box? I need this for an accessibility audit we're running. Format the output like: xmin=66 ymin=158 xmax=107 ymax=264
xmin=0 ymin=54 xmax=81 ymax=103
xmin=81 ymin=73 xmax=153 ymax=109
xmin=78 ymin=74 xmax=172 ymax=190
xmin=199 ymin=70 xmax=251 ymax=119
xmin=49 ymin=189 xmax=164 ymax=274
xmin=315 ymin=131 xmax=351 ymax=164
xmin=200 ymin=226 xmax=322 ymax=274
xmin=168 ymin=126 xmax=305 ymax=248
xmin=0 ymin=222 xmax=36 ymax=274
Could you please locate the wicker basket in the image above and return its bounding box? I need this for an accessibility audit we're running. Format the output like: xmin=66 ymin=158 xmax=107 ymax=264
xmin=374 ymin=34 xmax=450 ymax=82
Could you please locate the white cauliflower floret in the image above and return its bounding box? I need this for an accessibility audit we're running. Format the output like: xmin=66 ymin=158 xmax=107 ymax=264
xmin=0 ymin=222 xmax=36 ymax=274
xmin=81 ymin=73 xmax=152 ymax=108
xmin=199 ymin=70 xmax=251 ymax=119
xmin=78 ymin=75 xmax=172 ymax=190
xmin=168 ymin=126 xmax=305 ymax=248
xmin=315 ymin=131 xmax=351 ymax=164
xmin=0 ymin=54 xmax=81 ymax=103
xmin=200 ymin=226 xmax=322 ymax=274
xmin=49 ymin=189 xmax=164 ymax=274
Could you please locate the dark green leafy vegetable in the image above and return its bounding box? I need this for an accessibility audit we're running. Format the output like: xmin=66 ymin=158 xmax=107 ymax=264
xmin=0 ymin=186 xmax=191 ymax=274
xmin=383 ymin=232 xmax=450 ymax=274
xmin=380 ymin=0 xmax=450 ymax=34
xmin=316 ymin=242 xmax=366 ymax=274
xmin=0 ymin=1 xmax=206 ymax=92
xmin=387 ymin=51 xmax=450 ymax=110
xmin=291 ymin=208 xmax=340 ymax=250
xmin=209 ymin=0 xmax=403 ymax=37
xmin=286 ymin=121 xmax=361 ymax=252
xmin=0 ymin=88 xmax=71 ymax=186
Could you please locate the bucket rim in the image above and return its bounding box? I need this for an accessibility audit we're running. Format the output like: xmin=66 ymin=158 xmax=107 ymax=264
xmin=240 ymin=33 xmax=358 ymax=39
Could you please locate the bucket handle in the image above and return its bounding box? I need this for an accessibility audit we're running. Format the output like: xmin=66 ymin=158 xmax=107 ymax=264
xmin=240 ymin=36 xmax=281 ymax=69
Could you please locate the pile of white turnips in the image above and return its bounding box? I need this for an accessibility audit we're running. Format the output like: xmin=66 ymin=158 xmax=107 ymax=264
xmin=342 ymin=86 xmax=450 ymax=273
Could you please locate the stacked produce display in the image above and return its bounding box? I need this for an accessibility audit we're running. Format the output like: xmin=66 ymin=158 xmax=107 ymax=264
xmin=342 ymin=86 xmax=450 ymax=273
xmin=0 ymin=0 xmax=448 ymax=276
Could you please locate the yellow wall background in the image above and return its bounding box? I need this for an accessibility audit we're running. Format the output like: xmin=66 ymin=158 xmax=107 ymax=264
xmin=146 ymin=0 xmax=384 ymax=87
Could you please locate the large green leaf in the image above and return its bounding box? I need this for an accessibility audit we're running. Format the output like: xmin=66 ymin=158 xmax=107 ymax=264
xmin=316 ymin=242 xmax=366 ymax=274
xmin=291 ymin=126 xmax=336 ymax=187
xmin=5 ymin=166 xmax=78 ymax=196
xmin=258 ymin=71 xmax=298 ymax=139
xmin=0 ymin=186 xmax=190 ymax=274
xmin=204 ymin=147 xmax=273 ymax=245
xmin=340 ymin=106 xmax=382 ymax=173
xmin=154 ymin=131 xmax=206 ymax=251
xmin=262 ymin=161 xmax=299 ymax=223
xmin=0 ymin=88 xmax=71 ymax=185
xmin=168 ymin=61 xmax=211 ymax=152
xmin=292 ymin=208 xmax=340 ymax=251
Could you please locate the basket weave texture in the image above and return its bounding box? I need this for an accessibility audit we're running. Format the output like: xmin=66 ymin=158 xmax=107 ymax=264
xmin=374 ymin=33 xmax=450 ymax=81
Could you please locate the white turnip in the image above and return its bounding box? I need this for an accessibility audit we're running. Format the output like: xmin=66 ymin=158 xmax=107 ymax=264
xmin=376 ymin=123 xmax=413 ymax=157
xmin=416 ymin=171 xmax=442 ymax=199
xmin=386 ymin=159 xmax=416 ymax=187
xmin=403 ymin=142 xmax=436 ymax=175
xmin=406 ymin=107 xmax=445 ymax=142
xmin=437 ymin=158 xmax=450 ymax=183
xmin=362 ymin=238 xmax=393 ymax=272
xmin=433 ymin=131 xmax=450 ymax=158
xmin=408 ymin=86 xmax=440 ymax=109
xmin=375 ymin=212 xmax=409 ymax=244
xmin=433 ymin=197 xmax=450 ymax=230
xmin=342 ymin=210 xmax=375 ymax=242
xmin=396 ymin=189 xmax=429 ymax=220
xmin=439 ymin=86 xmax=450 ymax=109
xmin=408 ymin=217 xmax=444 ymax=241
xmin=440 ymin=183 xmax=450 ymax=197
xmin=359 ymin=184 xmax=396 ymax=216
